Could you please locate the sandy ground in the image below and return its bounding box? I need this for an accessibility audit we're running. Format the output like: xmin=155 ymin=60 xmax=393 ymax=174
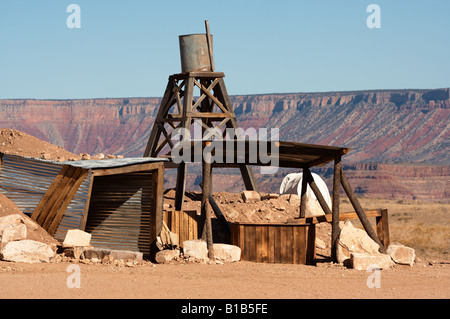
xmin=1 ymin=259 xmax=449 ymax=299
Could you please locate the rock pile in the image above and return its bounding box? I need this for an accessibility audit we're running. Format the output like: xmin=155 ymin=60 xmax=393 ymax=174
xmin=336 ymin=221 xmax=416 ymax=269
xmin=155 ymin=240 xmax=241 ymax=264
xmin=0 ymin=214 xmax=58 ymax=263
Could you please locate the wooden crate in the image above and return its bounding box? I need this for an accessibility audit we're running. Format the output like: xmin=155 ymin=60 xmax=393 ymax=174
xmin=230 ymin=222 xmax=316 ymax=265
xmin=163 ymin=210 xmax=198 ymax=246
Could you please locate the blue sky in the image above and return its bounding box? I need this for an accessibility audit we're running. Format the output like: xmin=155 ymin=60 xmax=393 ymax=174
xmin=0 ymin=0 xmax=449 ymax=99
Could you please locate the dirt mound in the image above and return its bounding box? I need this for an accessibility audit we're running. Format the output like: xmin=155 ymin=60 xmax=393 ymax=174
xmin=164 ymin=190 xmax=302 ymax=224
xmin=0 ymin=193 xmax=59 ymax=246
xmin=0 ymin=128 xmax=81 ymax=161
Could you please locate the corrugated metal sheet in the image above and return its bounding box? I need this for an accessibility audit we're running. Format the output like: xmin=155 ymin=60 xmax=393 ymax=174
xmin=84 ymin=171 xmax=157 ymax=256
xmin=0 ymin=154 xmax=63 ymax=215
xmin=62 ymin=157 xmax=167 ymax=169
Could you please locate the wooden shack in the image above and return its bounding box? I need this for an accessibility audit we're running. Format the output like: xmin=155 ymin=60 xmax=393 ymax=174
xmin=0 ymin=153 xmax=165 ymax=258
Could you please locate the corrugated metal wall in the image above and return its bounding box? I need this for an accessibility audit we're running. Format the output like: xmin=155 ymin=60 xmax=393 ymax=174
xmin=84 ymin=171 xmax=157 ymax=256
xmin=0 ymin=154 xmax=62 ymax=215
xmin=0 ymin=154 xmax=91 ymax=242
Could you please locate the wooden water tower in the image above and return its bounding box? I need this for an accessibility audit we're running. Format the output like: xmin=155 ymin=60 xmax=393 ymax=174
xmin=144 ymin=21 xmax=258 ymax=210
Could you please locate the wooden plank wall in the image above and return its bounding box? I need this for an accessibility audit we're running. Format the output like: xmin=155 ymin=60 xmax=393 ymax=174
xmin=31 ymin=165 xmax=89 ymax=235
xmin=230 ymin=223 xmax=316 ymax=265
xmin=163 ymin=210 xmax=198 ymax=246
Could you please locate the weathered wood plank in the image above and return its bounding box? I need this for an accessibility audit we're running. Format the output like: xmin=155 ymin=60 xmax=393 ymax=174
xmin=331 ymin=155 xmax=341 ymax=262
xmin=376 ymin=209 xmax=390 ymax=250
xmin=48 ymin=170 xmax=89 ymax=235
xmin=32 ymin=165 xmax=70 ymax=222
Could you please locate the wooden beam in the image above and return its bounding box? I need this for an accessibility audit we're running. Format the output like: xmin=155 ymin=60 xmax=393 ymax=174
xmin=331 ymin=154 xmax=341 ymax=262
xmin=340 ymin=167 xmax=386 ymax=254
xmin=304 ymin=168 xmax=331 ymax=215
xmin=174 ymin=76 xmax=194 ymax=210
xmin=376 ymin=209 xmax=390 ymax=250
xmin=91 ymin=162 xmax=165 ymax=176
xmin=201 ymin=149 xmax=214 ymax=260
xmin=293 ymin=209 xmax=384 ymax=224
xmin=47 ymin=169 xmax=89 ymax=235
xmin=298 ymin=168 xmax=308 ymax=218
xmin=144 ymin=79 xmax=175 ymax=157
xmin=32 ymin=165 xmax=70 ymax=222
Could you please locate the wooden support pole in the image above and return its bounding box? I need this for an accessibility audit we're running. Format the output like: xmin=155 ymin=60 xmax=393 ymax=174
xmin=298 ymin=168 xmax=309 ymax=218
xmin=331 ymin=154 xmax=341 ymax=262
xmin=376 ymin=209 xmax=390 ymax=250
xmin=304 ymin=168 xmax=331 ymax=215
xmin=209 ymin=193 xmax=231 ymax=239
xmin=201 ymin=148 xmax=214 ymax=260
xmin=174 ymin=163 xmax=187 ymax=211
xmin=340 ymin=167 xmax=386 ymax=254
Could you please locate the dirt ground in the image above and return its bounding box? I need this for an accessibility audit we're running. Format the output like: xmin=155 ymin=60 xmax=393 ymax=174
xmin=0 ymin=259 xmax=449 ymax=299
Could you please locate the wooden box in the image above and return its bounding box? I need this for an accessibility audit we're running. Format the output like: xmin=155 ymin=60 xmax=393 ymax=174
xmin=230 ymin=222 xmax=316 ymax=265
xmin=163 ymin=210 xmax=198 ymax=247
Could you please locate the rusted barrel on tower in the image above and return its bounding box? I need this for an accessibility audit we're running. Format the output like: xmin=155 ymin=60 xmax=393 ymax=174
xmin=179 ymin=34 xmax=213 ymax=73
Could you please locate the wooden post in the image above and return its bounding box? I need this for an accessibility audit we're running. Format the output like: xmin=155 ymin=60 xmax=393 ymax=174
xmin=340 ymin=167 xmax=386 ymax=254
xmin=201 ymin=147 xmax=214 ymax=260
xmin=303 ymin=168 xmax=331 ymax=215
xmin=175 ymin=76 xmax=194 ymax=210
xmin=298 ymin=168 xmax=309 ymax=218
xmin=376 ymin=209 xmax=390 ymax=250
xmin=331 ymin=154 xmax=341 ymax=262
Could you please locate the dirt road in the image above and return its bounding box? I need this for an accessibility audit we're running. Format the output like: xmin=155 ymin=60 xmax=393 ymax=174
xmin=1 ymin=260 xmax=448 ymax=299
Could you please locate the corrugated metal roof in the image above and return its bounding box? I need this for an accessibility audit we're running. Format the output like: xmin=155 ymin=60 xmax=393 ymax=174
xmin=61 ymin=157 xmax=167 ymax=170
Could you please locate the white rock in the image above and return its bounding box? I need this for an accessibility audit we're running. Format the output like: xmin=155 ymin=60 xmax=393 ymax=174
xmin=350 ymin=252 xmax=393 ymax=270
xmin=0 ymin=239 xmax=55 ymax=263
xmin=183 ymin=240 xmax=208 ymax=260
xmin=241 ymin=191 xmax=261 ymax=203
xmin=63 ymin=229 xmax=91 ymax=247
xmin=213 ymin=244 xmax=241 ymax=262
xmin=1 ymin=223 xmax=27 ymax=243
xmin=155 ymin=249 xmax=180 ymax=264
xmin=387 ymin=243 xmax=415 ymax=266
xmin=0 ymin=214 xmax=22 ymax=228
xmin=315 ymin=237 xmax=327 ymax=250
xmin=337 ymin=221 xmax=380 ymax=263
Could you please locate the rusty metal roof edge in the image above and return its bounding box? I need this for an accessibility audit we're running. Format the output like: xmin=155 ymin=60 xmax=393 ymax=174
xmin=60 ymin=157 xmax=168 ymax=170
xmin=1 ymin=153 xmax=167 ymax=170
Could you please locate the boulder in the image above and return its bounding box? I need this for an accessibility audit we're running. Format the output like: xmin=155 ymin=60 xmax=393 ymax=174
xmin=155 ymin=249 xmax=180 ymax=264
xmin=241 ymin=191 xmax=261 ymax=203
xmin=62 ymin=229 xmax=91 ymax=248
xmin=337 ymin=221 xmax=380 ymax=263
xmin=213 ymin=244 xmax=241 ymax=262
xmin=82 ymin=248 xmax=143 ymax=261
xmin=1 ymin=223 xmax=27 ymax=243
xmin=387 ymin=243 xmax=415 ymax=266
xmin=183 ymin=239 xmax=208 ymax=260
xmin=0 ymin=214 xmax=22 ymax=228
xmin=350 ymin=252 xmax=393 ymax=270
xmin=0 ymin=239 xmax=55 ymax=263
